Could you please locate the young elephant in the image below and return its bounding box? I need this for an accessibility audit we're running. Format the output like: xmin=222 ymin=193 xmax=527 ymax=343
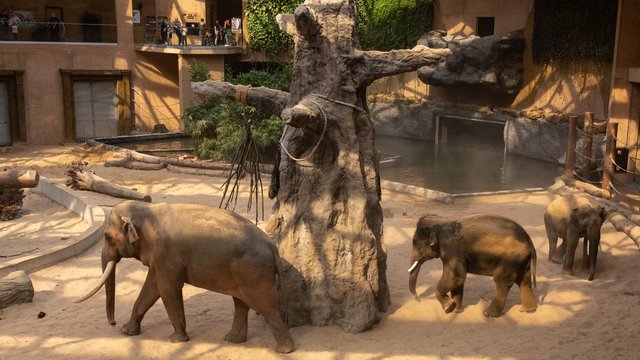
xmin=74 ymin=200 xmax=295 ymax=353
xmin=544 ymin=194 xmax=607 ymax=281
xmin=408 ymin=214 xmax=537 ymax=317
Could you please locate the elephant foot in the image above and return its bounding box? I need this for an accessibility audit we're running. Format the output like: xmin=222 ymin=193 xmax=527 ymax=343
xmin=483 ymin=307 xmax=502 ymax=318
xmin=561 ymin=269 xmax=574 ymax=276
xmin=224 ymin=332 xmax=247 ymax=344
xmin=454 ymin=306 xmax=464 ymax=313
xmin=276 ymin=340 xmax=296 ymax=354
xmin=519 ymin=305 xmax=537 ymax=313
xmin=550 ymin=256 xmax=563 ymax=264
xmin=121 ymin=321 xmax=141 ymax=336
xmin=169 ymin=331 xmax=189 ymax=343
xmin=443 ymin=299 xmax=456 ymax=314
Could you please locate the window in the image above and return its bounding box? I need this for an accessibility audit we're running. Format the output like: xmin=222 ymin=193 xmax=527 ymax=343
xmin=477 ymin=17 xmax=495 ymax=37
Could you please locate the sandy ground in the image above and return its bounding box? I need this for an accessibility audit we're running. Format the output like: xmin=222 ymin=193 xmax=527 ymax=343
xmin=0 ymin=143 xmax=639 ymax=360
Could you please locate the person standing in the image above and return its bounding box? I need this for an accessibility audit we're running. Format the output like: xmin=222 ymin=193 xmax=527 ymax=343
xmin=48 ymin=12 xmax=61 ymax=41
xmin=180 ymin=24 xmax=187 ymax=46
xmin=160 ymin=18 xmax=168 ymax=45
xmin=9 ymin=12 xmax=19 ymax=41
xmin=213 ymin=20 xmax=220 ymax=46
xmin=198 ymin=18 xmax=205 ymax=46
xmin=172 ymin=18 xmax=181 ymax=47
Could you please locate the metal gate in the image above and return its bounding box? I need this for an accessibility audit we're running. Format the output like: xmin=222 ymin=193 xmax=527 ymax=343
xmin=0 ymin=81 xmax=10 ymax=146
xmin=74 ymin=81 xmax=118 ymax=140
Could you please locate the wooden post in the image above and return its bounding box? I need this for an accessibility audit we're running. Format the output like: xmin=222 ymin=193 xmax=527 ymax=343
xmin=602 ymin=122 xmax=618 ymax=193
xmin=581 ymin=112 xmax=594 ymax=180
xmin=564 ymin=115 xmax=578 ymax=179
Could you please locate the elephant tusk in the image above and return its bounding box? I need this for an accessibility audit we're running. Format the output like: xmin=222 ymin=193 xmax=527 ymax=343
xmin=408 ymin=261 xmax=419 ymax=273
xmin=74 ymin=260 xmax=115 ymax=303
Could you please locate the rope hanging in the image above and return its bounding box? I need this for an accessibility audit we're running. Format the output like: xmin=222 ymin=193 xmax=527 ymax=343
xmin=279 ymin=100 xmax=328 ymax=162
xmin=235 ymin=85 xmax=251 ymax=106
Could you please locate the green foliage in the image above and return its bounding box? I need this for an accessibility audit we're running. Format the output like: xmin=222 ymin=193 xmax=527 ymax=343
xmin=189 ymin=59 xmax=211 ymax=82
xmin=533 ymin=0 xmax=618 ymax=63
xmin=246 ymin=0 xmax=302 ymax=58
xmin=357 ymin=0 xmax=433 ymax=51
xmin=183 ymin=63 xmax=292 ymax=161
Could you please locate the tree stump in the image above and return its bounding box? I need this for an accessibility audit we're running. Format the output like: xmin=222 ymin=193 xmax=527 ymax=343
xmin=0 ymin=169 xmax=39 ymax=188
xmin=0 ymin=271 xmax=34 ymax=309
xmin=192 ymin=0 xmax=450 ymax=333
xmin=0 ymin=188 xmax=25 ymax=221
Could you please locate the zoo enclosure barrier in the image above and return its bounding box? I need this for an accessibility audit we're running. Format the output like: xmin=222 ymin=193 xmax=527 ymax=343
xmin=563 ymin=112 xmax=640 ymax=199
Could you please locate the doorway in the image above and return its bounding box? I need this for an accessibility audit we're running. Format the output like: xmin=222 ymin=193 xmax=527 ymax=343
xmin=0 ymin=81 xmax=10 ymax=146
xmin=73 ymin=81 xmax=118 ymax=140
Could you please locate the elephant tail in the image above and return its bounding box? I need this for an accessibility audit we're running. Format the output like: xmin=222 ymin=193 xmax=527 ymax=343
xmin=530 ymin=246 xmax=537 ymax=290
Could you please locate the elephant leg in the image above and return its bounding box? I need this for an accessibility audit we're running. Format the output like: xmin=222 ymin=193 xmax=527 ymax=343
xmin=451 ymin=284 xmax=465 ymax=313
xmin=156 ymin=269 xmax=188 ymax=343
xmin=436 ymin=260 xmax=466 ymax=314
xmin=122 ymin=269 xmax=160 ymax=336
xmin=544 ymin=214 xmax=559 ymax=261
xmin=484 ymin=271 xmax=514 ymax=317
xmin=562 ymin=234 xmax=580 ymax=276
xmin=517 ymin=266 xmax=537 ymax=313
xmin=224 ymin=297 xmax=249 ymax=343
xmin=552 ymin=239 xmax=567 ymax=264
xmin=242 ymin=286 xmax=295 ymax=353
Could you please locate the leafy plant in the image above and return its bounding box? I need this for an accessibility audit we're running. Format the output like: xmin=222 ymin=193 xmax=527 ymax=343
xmin=189 ymin=59 xmax=211 ymax=82
xmin=357 ymin=0 xmax=433 ymax=51
xmin=533 ymin=0 xmax=618 ymax=63
xmin=183 ymin=63 xmax=292 ymax=161
xmin=245 ymin=0 xmax=302 ymax=58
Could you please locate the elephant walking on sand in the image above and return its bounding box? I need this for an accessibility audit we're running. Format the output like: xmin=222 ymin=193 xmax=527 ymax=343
xmin=408 ymin=214 xmax=537 ymax=317
xmin=544 ymin=194 xmax=608 ymax=281
xmin=75 ymin=200 xmax=295 ymax=353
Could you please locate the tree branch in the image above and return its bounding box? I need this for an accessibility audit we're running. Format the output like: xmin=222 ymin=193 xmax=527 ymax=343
xmin=280 ymin=97 xmax=323 ymax=132
xmin=351 ymin=45 xmax=451 ymax=88
xmin=191 ymin=81 xmax=290 ymax=117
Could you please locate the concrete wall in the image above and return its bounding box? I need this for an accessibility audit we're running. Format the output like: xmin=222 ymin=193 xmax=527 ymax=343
xmin=436 ymin=0 xmax=533 ymax=36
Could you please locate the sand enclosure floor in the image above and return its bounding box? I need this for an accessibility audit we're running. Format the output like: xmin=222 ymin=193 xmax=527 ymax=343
xmin=0 ymin=143 xmax=639 ymax=359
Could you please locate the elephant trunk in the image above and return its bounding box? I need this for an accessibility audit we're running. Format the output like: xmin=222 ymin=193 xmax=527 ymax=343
xmin=408 ymin=260 xmax=424 ymax=298
xmin=587 ymin=232 xmax=600 ymax=281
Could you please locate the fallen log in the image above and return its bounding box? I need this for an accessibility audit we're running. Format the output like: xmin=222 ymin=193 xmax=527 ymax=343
xmin=0 ymin=169 xmax=39 ymax=188
xmin=608 ymin=213 xmax=640 ymax=248
xmin=66 ymin=162 xmax=152 ymax=202
xmin=105 ymin=157 xmax=167 ymax=170
xmin=166 ymin=164 xmax=228 ymax=177
xmin=562 ymin=177 xmax=611 ymax=199
xmin=0 ymin=271 xmax=34 ymax=309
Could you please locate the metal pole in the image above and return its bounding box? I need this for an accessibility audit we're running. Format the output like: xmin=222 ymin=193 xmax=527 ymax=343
xmin=602 ymin=122 xmax=618 ymax=192
xmin=564 ymin=115 xmax=578 ymax=179
xmin=581 ymin=112 xmax=594 ymax=180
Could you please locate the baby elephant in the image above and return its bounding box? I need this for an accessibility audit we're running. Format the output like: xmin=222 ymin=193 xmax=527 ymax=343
xmin=408 ymin=214 xmax=537 ymax=317
xmin=75 ymin=201 xmax=295 ymax=353
xmin=544 ymin=194 xmax=607 ymax=281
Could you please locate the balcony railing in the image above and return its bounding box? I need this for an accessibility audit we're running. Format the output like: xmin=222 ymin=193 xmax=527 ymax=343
xmin=0 ymin=21 xmax=117 ymax=43
xmin=137 ymin=24 xmax=243 ymax=48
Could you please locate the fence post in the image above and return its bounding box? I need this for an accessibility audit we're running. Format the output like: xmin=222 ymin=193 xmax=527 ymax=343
xmin=564 ymin=115 xmax=578 ymax=179
xmin=581 ymin=112 xmax=594 ymax=180
xmin=602 ymin=122 xmax=618 ymax=193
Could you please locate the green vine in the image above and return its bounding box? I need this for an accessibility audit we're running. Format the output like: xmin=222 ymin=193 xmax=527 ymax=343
xmin=357 ymin=0 xmax=433 ymax=51
xmin=245 ymin=0 xmax=434 ymax=56
xmin=533 ymin=0 xmax=618 ymax=64
xmin=246 ymin=0 xmax=302 ymax=58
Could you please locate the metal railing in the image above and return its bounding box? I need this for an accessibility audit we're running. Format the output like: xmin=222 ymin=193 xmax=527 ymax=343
xmin=139 ymin=24 xmax=243 ymax=48
xmin=0 ymin=21 xmax=117 ymax=43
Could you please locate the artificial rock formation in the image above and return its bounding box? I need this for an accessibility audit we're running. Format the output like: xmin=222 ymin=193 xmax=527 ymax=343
xmin=417 ymin=30 xmax=525 ymax=94
xmin=192 ymin=0 xmax=450 ymax=332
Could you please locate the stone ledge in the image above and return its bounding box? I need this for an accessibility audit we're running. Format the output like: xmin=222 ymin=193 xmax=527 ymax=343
xmin=0 ymin=178 xmax=106 ymax=278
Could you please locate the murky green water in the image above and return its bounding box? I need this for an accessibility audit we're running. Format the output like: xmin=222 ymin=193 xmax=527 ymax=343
xmin=376 ymin=135 xmax=562 ymax=194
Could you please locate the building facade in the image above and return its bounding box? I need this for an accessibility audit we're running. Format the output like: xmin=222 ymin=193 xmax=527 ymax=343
xmin=0 ymin=0 xmax=246 ymax=145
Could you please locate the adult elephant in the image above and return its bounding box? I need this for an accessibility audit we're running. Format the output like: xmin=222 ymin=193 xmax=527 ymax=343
xmin=408 ymin=214 xmax=537 ymax=317
xmin=544 ymin=194 xmax=608 ymax=281
xmin=75 ymin=200 xmax=295 ymax=353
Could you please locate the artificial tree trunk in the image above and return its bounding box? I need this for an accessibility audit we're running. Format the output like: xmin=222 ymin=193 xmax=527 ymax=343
xmin=192 ymin=0 xmax=449 ymax=333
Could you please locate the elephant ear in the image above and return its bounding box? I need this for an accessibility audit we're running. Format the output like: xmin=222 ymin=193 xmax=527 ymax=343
xmin=121 ymin=216 xmax=139 ymax=243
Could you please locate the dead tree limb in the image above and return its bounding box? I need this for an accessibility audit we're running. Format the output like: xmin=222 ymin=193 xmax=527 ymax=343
xmin=65 ymin=162 xmax=152 ymax=202
xmin=191 ymin=81 xmax=289 ymax=116
xmin=104 ymin=157 xmax=167 ymax=170
xmin=0 ymin=170 xmax=39 ymax=188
